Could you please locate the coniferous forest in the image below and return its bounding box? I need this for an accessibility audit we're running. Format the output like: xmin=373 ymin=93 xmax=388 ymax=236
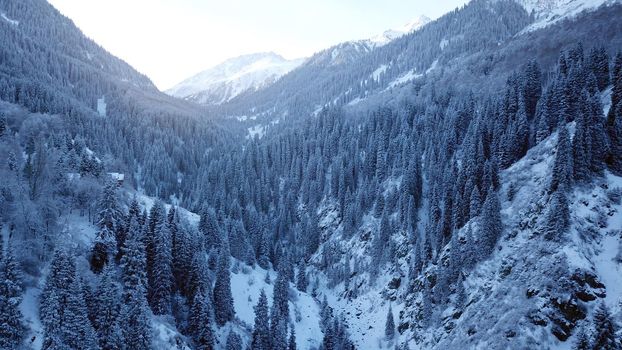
xmin=1 ymin=0 xmax=622 ymax=349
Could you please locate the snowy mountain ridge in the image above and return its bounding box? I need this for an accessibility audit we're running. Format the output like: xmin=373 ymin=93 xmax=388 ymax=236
xmin=166 ymin=52 xmax=305 ymax=105
xmin=168 ymin=16 xmax=431 ymax=105
xmin=514 ymin=0 xmax=620 ymax=31
xmin=367 ymin=15 xmax=432 ymax=47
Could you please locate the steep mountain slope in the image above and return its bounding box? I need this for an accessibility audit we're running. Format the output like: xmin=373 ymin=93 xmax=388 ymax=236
xmin=0 ymin=0 xmax=236 ymax=204
xmin=167 ymin=53 xmax=305 ymax=105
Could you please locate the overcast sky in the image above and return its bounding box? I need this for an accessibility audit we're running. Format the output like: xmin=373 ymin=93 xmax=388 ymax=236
xmin=47 ymin=0 xmax=469 ymax=90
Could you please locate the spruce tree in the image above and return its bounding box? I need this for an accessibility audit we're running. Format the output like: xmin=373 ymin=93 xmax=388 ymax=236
xmin=121 ymin=290 xmax=152 ymax=350
xmin=251 ymin=290 xmax=271 ymax=350
xmin=469 ymin=186 xmax=482 ymax=219
xmin=121 ymin=216 xmax=147 ymax=298
xmin=608 ymin=105 xmax=622 ymax=174
xmin=296 ymin=261 xmax=308 ymax=292
xmin=119 ymin=217 xmax=152 ymax=350
xmin=573 ymin=112 xmax=592 ymax=182
xmin=550 ymin=126 xmax=573 ymax=193
xmin=93 ymin=265 xmax=124 ymax=350
xmin=544 ymin=190 xmax=570 ymax=241
xmin=288 ymin=327 xmax=297 ymax=350
xmin=226 ymin=331 xmax=243 ymax=350
xmin=189 ymin=290 xmax=215 ymax=350
xmin=0 ymin=247 xmax=26 ymax=349
xmin=480 ymin=188 xmax=502 ymax=258
xmin=592 ymin=302 xmax=619 ymax=350
xmin=40 ymin=250 xmax=98 ymax=349
xmin=91 ymin=181 xmax=123 ymax=273
xmin=608 ymin=52 xmax=622 ymax=122
xmin=385 ymin=305 xmax=395 ymax=340
xmin=272 ymin=265 xmax=290 ymax=339
xmin=573 ymin=325 xmax=590 ymax=350
xmin=213 ymin=246 xmax=235 ymax=326
xmin=149 ymin=208 xmax=173 ymax=315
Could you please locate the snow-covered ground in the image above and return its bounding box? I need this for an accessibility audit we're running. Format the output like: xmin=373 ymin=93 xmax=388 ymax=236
xmin=230 ymin=263 xmax=323 ymax=349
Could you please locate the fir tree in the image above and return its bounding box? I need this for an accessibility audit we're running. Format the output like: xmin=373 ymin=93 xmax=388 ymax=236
xmin=271 ymin=266 xmax=290 ymax=338
xmin=121 ymin=216 xmax=147 ymax=298
xmin=573 ymin=325 xmax=590 ymax=350
xmin=480 ymin=188 xmax=503 ymax=258
xmin=608 ymin=104 xmax=622 ymax=174
xmin=288 ymin=327 xmax=297 ymax=350
xmin=469 ymin=186 xmax=482 ymax=219
xmin=0 ymin=247 xmax=26 ymax=349
xmin=296 ymin=261 xmax=308 ymax=292
xmin=573 ymin=112 xmax=592 ymax=182
xmin=251 ymin=290 xmax=271 ymax=350
xmin=189 ymin=290 xmax=215 ymax=350
xmin=544 ymin=190 xmax=570 ymax=241
xmin=149 ymin=207 xmax=173 ymax=315
xmin=121 ymin=290 xmax=152 ymax=350
xmin=550 ymin=126 xmax=573 ymax=193
xmin=592 ymin=302 xmax=619 ymax=350
xmin=588 ymin=47 xmax=610 ymax=91
xmin=93 ymin=265 xmax=124 ymax=350
xmin=385 ymin=305 xmax=395 ymax=340
xmin=226 ymin=331 xmax=243 ymax=350
xmin=91 ymin=181 xmax=123 ymax=273
xmin=40 ymin=250 xmax=98 ymax=349
xmin=213 ymin=246 xmax=235 ymax=326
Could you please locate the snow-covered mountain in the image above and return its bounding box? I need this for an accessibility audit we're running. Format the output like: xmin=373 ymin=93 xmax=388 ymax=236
xmin=517 ymin=0 xmax=619 ymax=31
xmin=168 ymin=17 xmax=431 ymax=105
xmin=166 ymin=52 xmax=304 ymax=105
xmin=367 ymin=15 xmax=431 ymax=46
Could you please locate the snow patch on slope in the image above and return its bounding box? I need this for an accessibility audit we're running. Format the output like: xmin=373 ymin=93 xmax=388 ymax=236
xmin=1 ymin=12 xmax=19 ymax=26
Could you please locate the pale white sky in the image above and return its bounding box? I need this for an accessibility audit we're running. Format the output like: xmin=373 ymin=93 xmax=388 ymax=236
xmin=48 ymin=0 xmax=468 ymax=90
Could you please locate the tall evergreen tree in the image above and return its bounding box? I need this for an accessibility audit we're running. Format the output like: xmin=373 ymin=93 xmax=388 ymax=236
xmin=0 ymin=247 xmax=26 ymax=349
xmin=544 ymin=190 xmax=570 ymax=241
xmin=573 ymin=112 xmax=592 ymax=182
xmin=479 ymin=188 xmax=502 ymax=258
xmin=40 ymin=250 xmax=98 ymax=350
xmin=296 ymin=261 xmax=308 ymax=292
xmin=189 ymin=289 xmax=215 ymax=350
xmin=550 ymin=126 xmax=573 ymax=193
xmin=93 ymin=265 xmax=124 ymax=350
xmin=288 ymin=327 xmax=297 ymax=350
xmin=385 ymin=305 xmax=395 ymax=340
xmin=121 ymin=290 xmax=152 ymax=350
xmin=251 ymin=290 xmax=271 ymax=350
xmin=226 ymin=331 xmax=243 ymax=350
xmin=573 ymin=325 xmax=590 ymax=350
xmin=119 ymin=218 xmax=152 ymax=350
xmin=592 ymin=302 xmax=619 ymax=350
xmin=91 ymin=181 xmax=123 ymax=273
xmin=149 ymin=207 xmax=173 ymax=315
xmin=213 ymin=246 xmax=235 ymax=326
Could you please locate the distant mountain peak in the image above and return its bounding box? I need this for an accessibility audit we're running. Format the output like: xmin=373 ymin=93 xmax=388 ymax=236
xmin=368 ymin=15 xmax=431 ymax=46
xmin=167 ymin=52 xmax=305 ymax=105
